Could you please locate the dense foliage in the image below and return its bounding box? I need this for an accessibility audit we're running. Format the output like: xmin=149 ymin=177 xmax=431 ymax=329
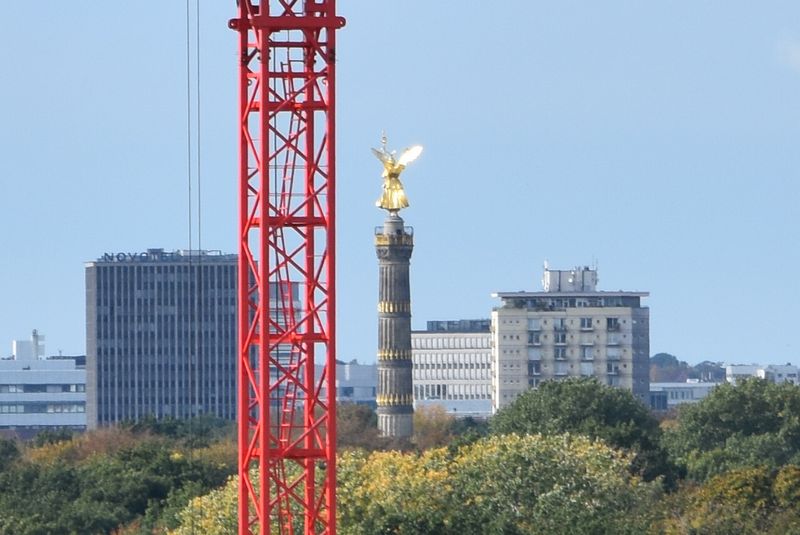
xmin=664 ymin=378 xmax=800 ymax=481
xmin=490 ymin=377 xmax=676 ymax=484
xmin=172 ymin=433 xmax=659 ymax=535
xmin=0 ymin=418 xmax=236 ymax=535
xmin=10 ymin=378 xmax=800 ymax=533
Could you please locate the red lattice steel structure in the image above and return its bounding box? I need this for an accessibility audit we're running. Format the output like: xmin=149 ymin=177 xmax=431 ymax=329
xmin=229 ymin=2 xmax=345 ymax=533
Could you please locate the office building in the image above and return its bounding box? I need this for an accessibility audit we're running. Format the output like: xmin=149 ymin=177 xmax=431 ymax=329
xmin=726 ymin=364 xmax=799 ymax=385
xmin=492 ymin=265 xmax=650 ymax=412
xmin=85 ymin=248 xmax=237 ymax=428
xmin=1 ymin=330 xmax=86 ymax=431
xmin=316 ymin=360 xmax=378 ymax=407
xmin=650 ymin=381 xmax=718 ymax=409
xmin=411 ymin=320 xmax=492 ymax=418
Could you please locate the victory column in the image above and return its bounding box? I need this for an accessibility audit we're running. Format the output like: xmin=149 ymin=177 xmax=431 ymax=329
xmin=373 ymin=135 xmax=422 ymax=438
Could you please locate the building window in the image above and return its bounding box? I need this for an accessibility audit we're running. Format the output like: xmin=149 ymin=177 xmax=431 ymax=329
xmin=607 ymin=317 xmax=620 ymax=331
xmin=554 ymin=333 xmax=567 ymax=344
xmin=581 ymin=346 xmax=593 ymax=360
xmin=554 ymin=347 xmax=567 ymax=359
xmin=580 ymin=317 xmax=592 ymax=330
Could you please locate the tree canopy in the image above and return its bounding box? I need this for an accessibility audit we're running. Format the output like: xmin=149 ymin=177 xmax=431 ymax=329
xmin=664 ymin=378 xmax=800 ymax=481
xmin=490 ymin=378 xmax=674 ymax=483
xmin=172 ymin=433 xmax=660 ymax=535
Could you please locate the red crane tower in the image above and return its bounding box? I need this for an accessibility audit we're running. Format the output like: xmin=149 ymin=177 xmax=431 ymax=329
xmin=229 ymin=2 xmax=345 ymax=533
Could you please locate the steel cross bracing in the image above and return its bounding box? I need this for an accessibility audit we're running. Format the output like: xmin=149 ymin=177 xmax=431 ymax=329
xmin=229 ymin=2 xmax=345 ymax=534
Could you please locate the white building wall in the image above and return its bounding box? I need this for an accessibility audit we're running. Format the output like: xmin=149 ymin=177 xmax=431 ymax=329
xmin=726 ymin=365 xmax=762 ymax=385
xmin=0 ymin=358 xmax=86 ymax=429
xmin=412 ymin=330 xmax=492 ymax=418
xmin=650 ymin=382 xmax=718 ymax=407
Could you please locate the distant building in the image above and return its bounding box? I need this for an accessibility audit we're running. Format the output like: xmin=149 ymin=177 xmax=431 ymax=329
xmin=725 ymin=365 xmax=761 ymax=385
xmin=85 ymin=249 xmax=238 ymax=428
xmin=492 ymin=265 xmax=650 ymax=412
xmin=726 ymin=364 xmax=799 ymax=385
xmin=317 ymin=361 xmax=377 ymax=407
xmin=760 ymin=365 xmax=799 ymax=385
xmin=650 ymin=381 xmax=718 ymax=409
xmin=411 ymin=320 xmax=493 ymax=418
xmin=1 ymin=330 xmax=86 ymax=430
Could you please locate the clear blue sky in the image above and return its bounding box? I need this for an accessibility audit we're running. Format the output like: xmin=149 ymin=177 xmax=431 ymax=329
xmin=1 ymin=2 xmax=798 ymax=365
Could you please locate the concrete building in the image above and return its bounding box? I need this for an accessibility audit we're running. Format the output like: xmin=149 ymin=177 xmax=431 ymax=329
xmin=85 ymin=248 xmax=237 ymax=428
xmin=492 ymin=265 xmax=650 ymax=412
xmin=650 ymin=381 xmax=718 ymax=409
xmin=411 ymin=320 xmax=492 ymax=418
xmin=761 ymin=365 xmax=799 ymax=384
xmin=316 ymin=361 xmax=378 ymax=407
xmin=1 ymin=331 xmax=86 ymax=430
xmin=725 ymin=365 xmax=761 ymax=385
xmin=726 ymin=364 xmax=799 ymax=385
xmin=374 ymin=215 xmax=414 ymax=437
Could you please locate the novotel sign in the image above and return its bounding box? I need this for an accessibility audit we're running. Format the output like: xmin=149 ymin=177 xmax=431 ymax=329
xmin=100 ymin=250 xmax=177 ymax=262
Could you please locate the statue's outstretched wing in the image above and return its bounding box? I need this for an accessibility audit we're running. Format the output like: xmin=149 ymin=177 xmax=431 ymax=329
xmin=397 ymin=145 xmax=423 ymax=167
xmin=372 ymin=147 xmax=392 ymax=165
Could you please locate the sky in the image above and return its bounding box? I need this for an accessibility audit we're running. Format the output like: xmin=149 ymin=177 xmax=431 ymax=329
xmin=1 ymin=2 xmax=799 ymax=366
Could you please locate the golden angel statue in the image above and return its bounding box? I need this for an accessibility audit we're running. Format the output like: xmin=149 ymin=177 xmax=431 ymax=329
xmin=372 ymin=134 xmax=423 ymax=213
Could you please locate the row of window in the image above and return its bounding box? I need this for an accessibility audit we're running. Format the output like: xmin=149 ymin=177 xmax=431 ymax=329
xmin=0 ymin=403 xmax=86 ymax=414
xmin=413 ymin=383 xmax=490 ymax=400
xmin=525 ymin=361 xmax=626 ymax=375
xmin=0 ymin=384 xmax=85 ymax=394
xmin=528 ymin=346 xmax=626 ymax=359
xmin=527 ymin=317 xmax=624 ymax=331
xmin=527 ymin=332 xmax=630 ymax=345
xmin=411 ymin=336 xmax=491 ymax=350
xmin=414 ymin=361 xmax=490 ymax=371
xmin=413 ymin=369 xmax=489 ymax=381
xmin=512 ymin=296 xmax=641 ymax=309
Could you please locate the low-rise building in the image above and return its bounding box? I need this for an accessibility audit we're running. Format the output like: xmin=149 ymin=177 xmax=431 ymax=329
xmin=1 ymin=331 xmax=86 ymax=431
xmin=726 ymin=364 xmax=799 ymax=385
xmin=760 ymin=365 xmax=799 ymax=385
xmin=323 ymin=361 xmax=377 ymax=407
xmin=412 ymin=320 xmax=492 ymax=418
xmin=650 ymin=381 xmax=718 ymax=408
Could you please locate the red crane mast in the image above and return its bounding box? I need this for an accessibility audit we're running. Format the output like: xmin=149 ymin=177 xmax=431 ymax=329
xmin=229 ymin=2 xmax=345 ymax=533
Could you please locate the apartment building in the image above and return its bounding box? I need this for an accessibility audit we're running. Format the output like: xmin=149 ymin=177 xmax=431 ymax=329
xmin=492 ymin=265 xmax=649 ymax=411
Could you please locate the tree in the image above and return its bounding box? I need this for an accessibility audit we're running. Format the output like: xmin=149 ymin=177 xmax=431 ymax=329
xmin=172 ymin=434 xmax=662 ymax=535
xmin=0 ymin=427 xmax=237 ymax=534
xmin=650 ymin=353 xmax=690 ymax=383
xmin=688 ymin=360 xmax=725 ymax=382
xmin=446 ymin=434 xmax=660 ymax=535
xmin=412 ymin=405 xmax=455 ymax=450
xmin=490 ymin=378 xmax=675 ymax=484
xmin=653 ymin=465 xmax=800 ymax=534
xmin=664 ymin=378 xmax=800 ymax=481
xmin=0 ymin=439 xmax=18 ymax=472
xmin=337 ymin=403 xmax=382 ymax=451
